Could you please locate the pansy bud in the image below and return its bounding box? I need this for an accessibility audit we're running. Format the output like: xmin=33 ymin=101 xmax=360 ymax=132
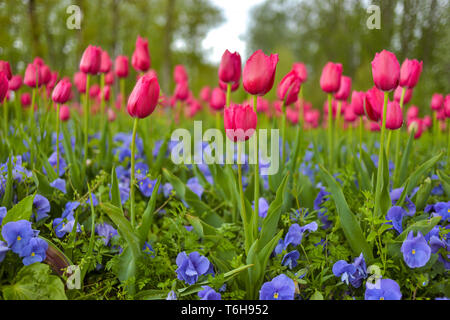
xmin=59 ymin=105 xmax=70 ymax=122
xmin=174 ymin=65 xmax=188 ymax=84
xmin=0 ymin=72 xmax=8 ymax=102
xmin=209 ymin=87 xmax=226 ymax=111
xmin=320 ymin=62 xmax=342 ymax=93
xmin=277 ymin=70 xmax=301 ymax=106
xmin=243 ymin=50 xmax=279 ymax=96
xmin=8 ymin=75 xmax=22 ymax=91
xmin=79 ymin=45 xmax=102 ymax=74
xmin=114 ymin=55 xmax=129 ymax=78
xmin=430 ymin=93 xmax=444 ymax=111
xmin=399 ymin=59 xmax=423 ymax=88
xmin=218 ymin=50 xmax=241 ymax=84
xmin=0 ymin=61 xmax=12 ymax=80
xmin=52 ymin=79 xmax=72 ymax=104
xmin=371 ymin=50 xmax=400 ymax=91
xmin=132 ymin=36 xmax=151 ymax=72
xmin=364 ymin=86 xmax=384 ymax=121
xmin=386 ymin=100 xmax=403 ymax=130
xmin=394 ymin=86 xmax=413 ymax=105
xmin=100 ymin=50 xmax=112 ymax=73
xmin=351 ymin=91 xmax=365 ymax=116
xmin=292 ymin=63 xmax=308 ymax=83
xmin=224 ymin=104 xmax=257 ymax=142
xmin=334 ymin=76 xmax=352 ymax=100
xmin=127 ymin=74 xmax=160 ymax=119
xmin=24 ymin=63 xmax=43 ymax=88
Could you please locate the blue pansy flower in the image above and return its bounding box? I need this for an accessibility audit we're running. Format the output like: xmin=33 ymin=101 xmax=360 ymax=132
xmin=0 ymin=241 xmax=10 ymax=262
xmin=365 ymin=278 xmax=402 ymax=300
xmin=252 ymin=197 xmax=269 ymax=219
xmin=62 ymin=201 xmax=80 ymax=220
xmin=332 ymin=253 xmax=367 ymax=288
xmin=284 ymin=222 xmax=318 ymax=249
xmin=281 ymin=250 xmax=300 ymax=269
xmin=47 ymin=151 xmax=67 ymax=177
xmin=95 ymin=223 xmax=118 ymax=246
xmin=142 ymin=242 xmax=155 ymax=257
xmin=390 ymin=188 xmax=416 ymax=216
xmin=166 ymin=290 xmax=177 ymax=300
xmin=198 ymin=286 xmax=221 ymax=300
xmin=400 ymin=231 xmax=431 ymax=268
xmin=53 ymin=218 xmax=81 ymax=238
xmin=386 ymin=206 xmax=406 ymax=234
xmin=33 ymin=194 xmax=51 ymax=222
xmin=163 ymin=183 xmax=173 ymax=198
xmin=1 ymin=220 xmax=34 ymax=254
xmin=138 ymin=177 xmax=159 ymax=197
xmin=20 ymin=237 xmax=48 ymax=266
xmin=175 ymin=251 xmax=212 ymax=285
xmin=259 ymin=274 xmax=295 ymax=300
xmin=186 ymin=177 xmax=204 ymax=199
xmin=314 ymin=186 xmax=331 ymax=228
xmin=50 ymin=178 xmax=66 ymax=194
xmin=0 ymin=207 xmax=7 ymax=225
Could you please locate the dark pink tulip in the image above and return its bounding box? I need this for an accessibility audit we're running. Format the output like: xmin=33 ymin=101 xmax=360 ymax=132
xmin=320 ymin=62 xmax=342 ymax=93
xmin=24 ymin=63 xmax=43 ymax=88
xmin=323 ymin=98 xmax=339 ymax=117
xmin=101 ymin=85 xmax=111 ymax=101
xmin=114 ymin=55 xmax=129 ymax=78
xmin=200 ymin=86 xmax=211 ymax=102
xmin=80 ymin=45 xmax=102 ymax=74
xmin=40 ymin=64 xmax=51 ymax=85
xmin=89 ymin=84 xmax=100 ymax=98
xmin=277 ymin=70 xmax=301 ymax=106
xmin=304 ymin=109 xmax=320 ymax=128
xmin=174 ymin=82 xmax=189 ymax=101
xmin=127 ymin=73 xmax=160 ymax=118
xmin=292 ymin=63 xmax=308 ymax=83
xmin=0 ymin=72 xmax=8 ymax=102
xmin=408 ymin=118 xmax=424 ymax=139
xmin=344 ymin=103 xmax=357 ymax=122
xmin=286 ymin=107 xmax=299 ymax=125
xmin=21 ymin=93 xmax=31 ymax=108
xmin=8 ymin=75 xmax=22 ymax=91
xmin=174 ymin=65 xmax=188 ymax=84
xmin=399 ymin=59 xmax=422 ymax=88
xmin=105 ymin=71 xmax=115 ymax=85
xmin=219 ymin=79 xmax=239 ymax=92
xmin=423 ymin=115 xmax=432 ymax=128
xmin=209 ymin=87 xmax=226 ymax=111
xmin=406 ymin=106 xmax=419 ymax=122
xmin=436 ymin=108 xmax=445 ymax=120
xmin=33 ymin=57 xmax=45 ymax=66
xmin=107 ymin=108 xmax=116 ymax=122
xmin=351 ymin=91 xmax=365 ymax=116
xmin=218 ymin=50 xmax=241 ymax=84
xmin=256 ymin=97 xmax=269 ymax=113
xmin=74 ymin=72 xmax=87 ymax=93
xmin=385 ymin=100 xmax=403 ymax=130
xmin=224 ymin=104 xmax=257 ymax=142
xmin=100 ymin=50 xmax=112 ymax=73
xmin=52 ymin=79 xmax=72 ymax=104
xmin=0 ymin=61 xmax=12 ymax=80
xmin=243 ymin=50 xmax=279 ymax=96
xmin=334 ymin=76 xmax=352 ymax=100
xmin=394 ymin=86 xmax=413 ymax=105
xmin=132 ymin=36 xmax=151 ymax=72
xmin=445 ymin=95 xmax=450 ymax=118
xmin=369 ymin=121 xmax=381 ymax=132
xmin=364 ymin=86 xmax=384 ymax=121
xmin=430 ymin=93 xmax=444 ymax=111
xmin=59 ymin=104 xmax=70 ymax=122
xmin=371 ymin=50 xmax=400 ymax=91
xmin=47 ymin=72 xmax=58 ymax=91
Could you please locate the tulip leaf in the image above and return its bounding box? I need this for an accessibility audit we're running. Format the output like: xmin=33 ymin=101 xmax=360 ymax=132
xmin=396 ymin=130 xmax=414 ymax=187
xmin=110 ymin=166 xmax=123 ymax=213
xmin=137 ymin=175 xmax=161 ymax=244
xmin=436 ymin=170 xmax=450 ymax=198
xmin=1 ymin=194 xmax=35 ymax=226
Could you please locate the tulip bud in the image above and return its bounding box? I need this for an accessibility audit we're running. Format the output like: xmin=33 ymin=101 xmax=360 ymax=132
xmin=369 ymin=121 xmax=381 ymax=132
xmin=80 ymin=45 xmax=102 ymax=74
xmin=40 ymin=65 xmax=51 ymax=85
xmin=101 ymin=85 xmax=111 ymax=101
xmin=174 ymin=65 xmax=188 ymax=84
xmin=351 ymin=91 xmax=365 ymax=116
xmin=286 ymin=107 xmax=299 ymax=124
xmin=394 ymin=86 xmax=413 ymax=105
xmin=89 ymin=84 xmax=100 ymax=99
xmin=224 ymin=104 xmax=257 ymax=142
xmin=59 ymin=104 xmax=70 ymax=121
xmin=430 ymin=93 xmax=444 ymax=111
xmin=256 ymin=97 xmax=269 ymax=113
xmin=406 ymin=106 xmax=419 ymax=122
xmin=365 ymin=86 xmax=384 ymax=121
xmin=33 ymin=57 xmax=45 ymax=67
xmin=209 ymin=87 xmax=226 ymax=111
xmin=8 ymin=75 xmax=22 ymax=91
xmin=277 ymin=70 xmax=301 ymax=106
xmin=399 ymin=59 xmax=423 ymax=88
xmin=174 ymin=82 xmax=189 ymax=101
xmin=344 ymin=102 xmax=357 ymax=122
xmin=107 ymin=108 xmax=116 ymax=122
xmin=408 ymin=118 xmax=423 ymax=139
xmin=127 ymin=74 xmax=160 ymax=119
xmin=371 ymin=50 xmax=400 ymax=91
xmin=218 ymin=50 xmax=241 ymax=84
xmin=385 ymin=100 xmax=403 ymax=130
xmin=334 ymin=76 xmax=352 ymax=100
xmin=73 ymin=72 xmax=87 ymax=93
xmin=21 ymin=93 xmax=31 ymax=108
xmin=105 ymin=71 xmax=115 ymax=85
xmin=0 ymin=61 xmax=12 ymax=80
xmin=320 ymin=62 xmax=343 ymax=93
xmin=199 ymin=86 xmax=211 ymax=102
xmin=0 ymin=72 xmax=8 ymax=102
xmin=52 ymin=79 xmax=72 ymax=104
xmin=423 ymin=115 xmax=432 ymax=128
xmin=304 ymin=109 xmax=320 ymax=128
xmin=114 ymin=55 xmax=129 ymax=78
xmin=24 ymin=63 xmax=43 ymax=88
xmin=292 ymin=63 xmax=308 ymax=83
xmin=436 ymin=108 xmax=445 ymax=120
xmin=132 ymin=36 xmax=151 ymax=72
xmin=243 ymin=50 xmax=279 ymax=96
xmin=47 ymin=72 xmax=58 ymax=91
xmin=100 ymin=50 xmax=112 ymax=73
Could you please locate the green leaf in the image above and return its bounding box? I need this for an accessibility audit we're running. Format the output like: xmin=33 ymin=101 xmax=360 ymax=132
xmin=137 ymin=175 xmax=161 ymax=244
xmin=414 ymin=177 xmax=432 ymax=211
xmin=1 ymin=194 xmax=35 ymax=226
xmin=110 ymin=166 xmax=123 ymax=213
xmin=396 ymin=130 xmax=414 ymax=187
xmin=379 ymin=148 xmax=391 ymax=216
xmin=352 ymin=152 xmax=370 ymax=191
xmin=395 ymin=216 xmax=441 ymax=242
xmin=61 ymin=124 xmax=82 ymax=193
xmin=32 ymin=170 xmax=54 ymax=199
xmin=310 ymin=290 xmax=324 ymax=300
xmin=437 ymin=170 xmax=450 ymax=198
xmin=38 ymin=147 xmax=58 ymax=182
xmin=318 ymin=164 xmax=373 ymax=261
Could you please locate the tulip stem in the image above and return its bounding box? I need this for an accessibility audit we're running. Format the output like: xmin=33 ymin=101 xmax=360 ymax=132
xmin=374 ymin=91 xmax=389 ymax=218
xmin=447 ymin=118 xmax=450 ymax=171
xmin=100 ymin=73 xmax=105 ymax=131
xmin=281 ymin=101 xmax=286 ymax=165
xmin=56 ymin=103 xmax=60 ymax=176
xmin=359 ymin=117 xmax=363 ymax=159
xmin=327 ymin=94 xmax=333 ymax=170
xmin=393 ymin=87 xmax=406 ymax=187
xmin=83 ymin=74 xmax=90 ymax=165
xmin=215 ymin=111 xmax=220 ymax=130
xmin=3 ymin=99 xmax=8 ymax=137
xmin=130 ymin=117 xmax=139 ymax=228
xmin=237 ymin=141 xmax=251 ymax=253
xmin=226 ymin=83 xmax=231 ymax=107
xmin=253 ymin=95 xmax=259 ymax=240
xmin=298 ymin=86 xmax=303 ymax=128
xmin=120 ymin=78 xmax=125 ymax=111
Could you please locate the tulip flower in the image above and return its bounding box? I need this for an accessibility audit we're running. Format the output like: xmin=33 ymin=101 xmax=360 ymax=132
xmin=371 ymin=50 xmax=400 ymax=92
xmin=89 ymin=84 xmax=100 ymax=99
xmin=277 ymin=70 xmax=301 ymax=106
xmin=243 ymin=50 xmax=279 ymax=96
xmin=107 ymin=108 xmax=116 ymax=122
xmin=174 ymin=82 xmax=189 ymax=102
xmin=351 ymin=91 xmax=365 ymax=116
xmin=80 ymin=45 xmax=102 ymax=74
xmin=386 ymin=100 xmax=403 ymax=130
xmin=304 ymin=110 xmax=320 ymax=128
xmin=406 ymin=106 xmax=419 ymax=122
xmin=219 ymin=79 xmax=239 ymax=93
xmin=74 ymin=72 xmax=87 ymax=93
xmin=114 ymin=55 xmax=129 ymax=78
xmin=132 ymin=36 xmax=151 ymax=72
xmin=286 ymin=107 xmax=299 ymax=125
xmin=8 ymin=75 xmax=22 ymax=91
xmin=0 ymin=72 xmax=8 ymax=102
xmin=431 ymin=93 xmax=444 ymax=111
xmin=100 ymin=50 xmax=112 ymax=73
xmin=24 ymin=63 xmax=43 ymax=88
xmin=174 ymin=65 xmax=188 ymax=84
xmin=218 ymin=50 xmax=241 ymax=84
xmin=52 ymin=79 xmax=72 ymax=104
xmin=320 ymin=62 xmax=342 ymax=93
xmin=292 ymin=63 xmax=308 ymax=83
xmin=423 ymin=115 xmax=432 ymax=129
xmin=40 ymin=64 xmax=52 ymax=85
xmin=59 ymin=105 xmax=70 ymax=121
xmin=209 ymin=87 xmax=226 ymax=111
xmin=200 ymin=86 xmax=211 ymax=102
xmin=334 ymin=76 xmax=352 ymax=101
xmin=21 ymin=93 xmax=31 ymax=108
xmin=394 ymin=86 xmax=412 ymax=105
xmin=224 ymin=104 xmax=257 ymax=141
xmin=399 ymin=59 xmax=423 ymax=89
xmin=0 ymin=61 xmax=12 ymax=80
xmin=105 ymin=71 xmax=115 ymax=85
xmin=344 ymin=103 xmax=357 ymax=123
xmin=365 ymin=86 xmax=384 ymax=122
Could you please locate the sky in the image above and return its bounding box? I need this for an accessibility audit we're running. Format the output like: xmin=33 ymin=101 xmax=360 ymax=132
xmin=202 ymin=0 xmax=265 ymax=64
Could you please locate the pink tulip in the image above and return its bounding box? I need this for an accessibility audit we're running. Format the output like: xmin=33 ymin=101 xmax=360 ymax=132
xmin=174 ymin=82 xmax=189 ymax=101
xmin=334 ymin=76 xmax=352 ymax=101
xmin=74 ymin=72 xmax=87 ymax=93
xmin=0 ymin=72 xmax=8 ymax=102
xmin=277 ymin=70 xmax=301 ymax=106
xmin=292 ymin=63 xmax=308 ymax=83
xmin=80 ymin=45 xmax=102 ymax=74
xmin=209 ymin=87 xmax=226 ymax=111
xmin=369 ymin=121 xmax=381 ymax=132
xmin=101 ymin=85 xmax=111 ymax=101
xmin=320 ymin=62 xmax=343 ymax=93
xmin=304 ymin=109 xmax=320 ymax=128
xmin=344 ymin=103 xmax=357 ymax=122
xmin=224 ymin=104 xmax=257 ymax=142
xmin=52 ymin=79 xmax=72 ymax=104
xmin=59 ymin=104 xmax=70 ymax=121
xmin=256 ymin=97 xmax=269 ymax=113
xmin=371 ymin=50 xmax=400 ymax=91
xmin=200 ymin=86 xmax=211 ymax=102
xmin=105 ymin=71 xmax=115 ymax=85
xmin=408 ymin=118 xmax=424 ymax=139
xmin=0 ymin=61 xmax=12 ymax=80
xmin=243 ymin=50 xmax=279 ymax=96
xmin=127 ymin=73 xmax=160 ymax=118
xmin=114 ymin=55 xmax=129 ymax=78
xmin=219 ymin=79 xmax=239 ymax=92
xmin=423 ymin=115 xmax=432 ymax=128
xmin=399 ymin=59 xmax=422 ymax=88
xmin=430 ymin=93 xmax=444 ymax=111
xmin=445 ymin=95 xmax=450 ymax=118
xmin=365 ymin=86 xmax=384 ymax=121
xmin=100 ymin=50 xmax=112 ymax=73
xmin=351 ymin=91 xmax=366 ymax=116
xmin=132 ymin=36 xmax=151 ymax=72
xmin=8 ymin=75 xmax=22 ymax=91
xmin=286 ymin=107 xmax=299 ymax=124
xmin=107 ymin=108 xmax=116 ymax=122
xmin=218 ymin=50 xmax=241 ymax=84
xmin=174 ymin=65 xmax=188 ymax=84
xmin=40 ymin=64 xmax=52 ymax=85
xmin=89 ymin=84 xmax=100 ymax=98
xmin=24 ymin=63 xmax=43 ymax=88
xmin=385 ymin=100 xmax=403 ymax=130
xmin=394 ymin=86 xmax=413 ymax=105
xmin=47 ymin=72 xmax=58 ymax=91
xmin=21 ymin=93 xmax=31 ymax=108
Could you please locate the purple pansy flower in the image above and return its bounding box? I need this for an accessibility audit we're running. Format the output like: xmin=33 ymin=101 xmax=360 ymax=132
xmin=175 ymin=251 xmax=212 ymax=285
xmin=284 ymin=222 xmax=318 ymax=249
xmin=365 ymin=278 xmax=402 ymax=300
xmin=1 ymin=220 xmax=34 ymax=254
xmin=198 ymin=286 xmax=221 ymax=300
xmin=33 ymin=194 xmax=51 ymax=222
xmin=20 ymin=237 xmax=48 ymax=266
xmin=0 ymin=241 xmax=10 ymax=262
xmin=386 ymin=206 xmax=406 ymax=234
xmin=252 ymin=197 xmax=269 ymax=219
xmin=0 ymin=207 xmax=7 ymax=225
xmin=332 ymin=253 xmax=367 ymax=288
xmin=401 ymin=231 xmax=431 ymax=268
xmin=390 ymin=188 xmax=416 ymax=216
xmin=259 ymin=274 xmax=295 ymax=300
xmin=281 ymin=250 xmax=300 ymax=269
xmin=50 ymin=178 xmax=66 ymax=194
xmin=95 ymin=223 xmax=118 ymax=246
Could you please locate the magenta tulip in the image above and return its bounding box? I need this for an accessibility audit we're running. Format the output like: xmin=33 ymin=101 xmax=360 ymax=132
xmin=243 ymin=50 xmax=279 ymax=96
xmin=371 ymin=50 xmax=400 ymax=91
xmin=445 ymin=95 xmax=450 ymax=118
xmin=0 ymin=61 xmax=12 ymax=80
xmin=209 ymin=87 xmax=226 ymax=111
xmin=100 ymin=50 xmax=112 ymax=73
xmin=52 ymin=79 xmax=72 ymax=104
xmin=430 ymin=93 xmax=444 ymax=111
xmin=174 ymin=82 xmax=189 ymax=101
xmin=59 ymin=105 xmax=70 ymax=121
xmin=174 ymin=65 xmax=188 ymax=84
xmin=386 ymin=100 xmax=403 ymax=130
xmin=200 ymin=86 xmax=211 ymax=102
xmin=334 ymin=76 xmax=352 ymax=101
xmin=0 ymin=72 xmax=8 ymax=102
xmin=127 ymin=74 xmax=160 ymax=118
xmin=320 ymin=62 xmax=343 ymax=93
xmin=79 ymin=45 xmax=102 ymax=74
xmin=394 ymin=86 xmax=413 ymax=104
xmin=218 ymin=50 xmax=241 ymax=84
xmin=399 ymin=59 xmax=423 ymax=89
xmin=114 ymin=55 xmax=129 ymax=78
xmin=24 ymin=63 xmax=43 ymax=88
xmin=292 ymin=63 xmax=308 ymax=83
xmin=8 ymin=75 xmax=22 ymax=91
xmin=73 ymin=72 xmax=87 ymax=93
xmin=40 ymin=64 xmax=51 ymax=85
xmin=132 ymin=36 xmax=151 ymax=72
xmin=219 ymin=79 xmax=239 ymax=92
xmin=277 ymin=70 xmax=301 ymax=105
xmin=224 ymin=104 xmax=257 ymax=142
xmin=21 ymin=93 xmax=31 ymax=108
xmin=407 ymin=106 xmax=419 ymax=122
xmin=351 ymin=91 xmax=366 ymax=116
xmin=365 ymin=86 xmax=384 ymax=121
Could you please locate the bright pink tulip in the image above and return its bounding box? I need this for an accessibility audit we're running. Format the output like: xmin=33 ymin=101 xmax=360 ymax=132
xmin=89 ymin=84 xmax=100 ymax=98
xmin=224 ymin=104 xmax=257 ymax=142
xmin=21 ymin=93 xmax=31 ymax=108
xmin=0 ymin=61 xmax=12 ymax=80
xmin=114 ymin=55 xmax=129 ymax=78
xmin=286 ymin=107 xmax=299 ymax=124
xmin=369 ymin=121 xmax=381 ymax=132
xmin=218 ymin=50 xmax=241 ymax=84
xmin=394 ymin=86 xmax=413 ymax=104
xmin=0 ymin=72 xmax=8 ymax=102
xmin=8 ymin=75 xmax=22 ymax=91
xmin=33 ymin=57 xmax=45 ymax=66
xmin=47 ymin=72 xmax=58 ymax=91
xmin=385 ymin=100 xmax=403 ymax=130
xmin=74 ymin=72 xmax=87 ymax=93
xmin=132 ymin=36 xmax=151 ymax=72
xmin=320 ymin=62 xmax=342 ymax=93
xmin=256 ymin=97 xmax=269 ymax=113
xmin=430 ymin=93 xmax=444 ymax=111
xmin=243 ymin=50 xmax=279 ymax=96
xmin=24 ymin=63 xmax=43 ymax=88
xmin=277 ymin=70 xmax=301 ymax=105
xmin=40 ymin=64 xmax=51 ymax=85
xmin=371 ymin=50 xmax=400 ymax=91
xmin=127 ymin=73 xmax=160 ymax=118
xmin=80 ymin=45 xmax=102 ymax=74
xmin=304 ymin=109 xmax=320 ymax=128
xmin=174 ymin=82 xmax=189 ymax=101
xmin=445 ymin=95 xmax=450 ymax=118
xmin=399 ymin=59 xmax=422 ymax=88
xmin=59 ymin=104 xmax=70 ymax=121
xmin=100 ymin=50 xmax=112 ymax=73
xmin=107 ymin=108 xmax=116 ymax=122
xmin=174 ymin=65 xmax=188 ymax=84
xmin=351 ymin=91 xmax=365 ymax=116
xmin=423 ymin=115 xmax=432 ymax=128
xmin=408 ymin=118 xmax=424 ymax=139
xmin=292 ymin=63 xmax=308 ymax=83
xmin=101 ymin=85 xmax=111 ymax=101
xmin=209 ymin=87 xmax=226 ymax=111
xmin=200 ymin=86 xmax=211 ymax=102
xmin=52 ymin=79 xmax=72 ymax=104
xmin=334 ymin=76 xmax=352 ymax=100
xmin=344 ymin=103 xmax=357 ymax=122
xmin=436 ymin=108 xmax=445 ymax=120
xmin=365 ymin=86 xmax=384 ymax=121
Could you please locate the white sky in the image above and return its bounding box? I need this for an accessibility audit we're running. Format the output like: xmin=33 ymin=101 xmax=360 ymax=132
xmin=202 ymin=0 xmax=265 ymax=65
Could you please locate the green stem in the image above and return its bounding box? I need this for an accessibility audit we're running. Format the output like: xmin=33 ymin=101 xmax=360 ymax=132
xmin=447 ymin=118 xmax=450 ymax=171
xmin=56 ymin=103 xmax=60 ymax=175
xmin=393 ymin=87 xmax=406 ymax=187
xmin=130 ymin=117 xmax=139 ymax=227
xmin=226 ymin=83 xmax=231 ymax=107
xmin=120 ymin=78 xmax=125 ymax=111
xmin=100 ymin=73 xmax=105 ymax=131
xmin=237 ymin=141 xmax=250 ymax=253
xmin=359 ymin=117 xmax=363 ymax=159
xmin=327 ymin=94 xmax=333 ymax=169
xmin=253 ymin=95 xmax=259 ymax=240
xmin=83 ymin=74 xmax=90 ymax=164
xmin=281 ymin=101 xmax=286 ymax=165
xmin=3 ymin=98 xmax=8 ymax=137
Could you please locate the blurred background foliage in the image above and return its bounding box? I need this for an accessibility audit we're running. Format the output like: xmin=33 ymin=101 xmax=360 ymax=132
xmin=0 ymin=0 xmax=448 ymax=114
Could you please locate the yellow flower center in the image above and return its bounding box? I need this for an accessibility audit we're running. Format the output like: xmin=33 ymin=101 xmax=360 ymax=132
xmin=273 ymin=292 xmax=279 ymax=299
xmin=31 ymin=252 xmax=35 ymax=257
xmin=148 ymin=184 xmax=152 ymax=189
xmin=17 ymin=236 xmax=21 ymax=241
xmin=380 ymin=297 xmax=384 ymax=300
xmin=412 ymin=249 xmax=416 ymax=255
